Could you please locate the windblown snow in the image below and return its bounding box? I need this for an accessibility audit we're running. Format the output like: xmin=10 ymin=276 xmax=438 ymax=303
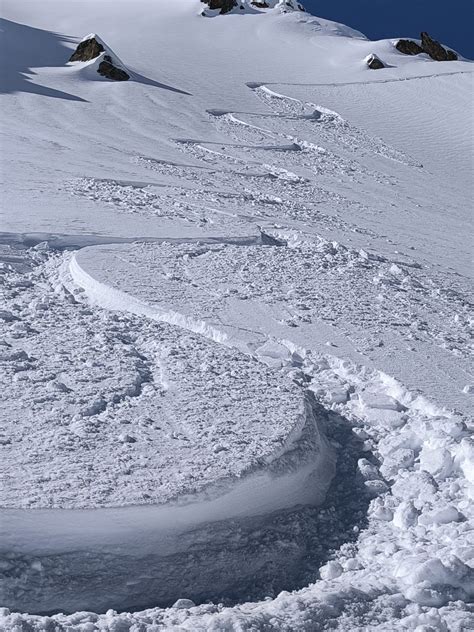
xmin=0 ymin=0 xmax=473 ymax=629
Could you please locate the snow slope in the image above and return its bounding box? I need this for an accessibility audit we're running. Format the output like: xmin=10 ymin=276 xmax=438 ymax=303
xmin=0 ymin=0 xmax=473 ymax=629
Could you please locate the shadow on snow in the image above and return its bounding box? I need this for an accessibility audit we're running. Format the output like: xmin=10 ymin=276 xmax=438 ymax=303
xmin=9 ymin=399 xmax=372 ymax=615
xmin=0 ymin=19 xmax=87 ymax=101
xmin=0 ymin=19 xmax=192 ymax=99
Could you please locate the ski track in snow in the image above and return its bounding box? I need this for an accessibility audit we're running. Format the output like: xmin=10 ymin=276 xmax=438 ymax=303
xmin=1 ymin=3 xmax=473 ymax=628
xmin=268 ymin=68 xmax=474 ymax=88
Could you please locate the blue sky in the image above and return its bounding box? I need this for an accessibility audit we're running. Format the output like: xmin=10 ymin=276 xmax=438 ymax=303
xmin=304 ymin=0 xmax=473 ymax=59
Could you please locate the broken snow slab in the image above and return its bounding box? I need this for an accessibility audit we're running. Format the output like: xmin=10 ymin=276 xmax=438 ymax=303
xmin=0 ymin=245 xmax=335 ymax=613
xmin=70 ymin=236 xmax=473 ymax=420
xmin=0 ymin=247 xmax=334 ymax=512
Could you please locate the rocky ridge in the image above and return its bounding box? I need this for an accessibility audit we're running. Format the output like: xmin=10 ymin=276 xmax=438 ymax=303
xmin=201 ymin=0 xmax=305 ymax=16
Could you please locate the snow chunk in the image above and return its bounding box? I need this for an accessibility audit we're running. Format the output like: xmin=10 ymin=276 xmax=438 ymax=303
xmin=320 ymin=560 xmax=343 ymax=580
xmin=391 ymin=470 xmax=438 ymax=501
xmin=395 ymin=555 xmax=474 ymax=606
xmin=454 ymin=438 xmax=474 ymax=484
xmin=359 ymin=392 xmax=404 ymax=411
xmin=393 ymin=500 xmax=420 ymax=529
xmin=418 ymin=505 xmax=462 ymax=526
xmin=172 ymin=599 xmax=196 ymax=609
xmin=357 ymin=458 xmax=380 ymax=481
xmin=419 ymin=445 xmax=454 ymax=480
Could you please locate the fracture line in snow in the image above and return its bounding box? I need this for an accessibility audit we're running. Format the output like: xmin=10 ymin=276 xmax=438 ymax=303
xmin=69 ymin=253 xmax=231 ymax=347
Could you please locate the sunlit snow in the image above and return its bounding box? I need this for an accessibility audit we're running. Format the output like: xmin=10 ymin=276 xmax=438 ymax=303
xmin=0 ymin=0 xmax=473 ymax=630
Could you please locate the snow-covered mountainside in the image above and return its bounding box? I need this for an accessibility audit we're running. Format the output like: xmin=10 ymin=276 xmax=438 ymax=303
xmin=0 ymin=0 xmax=473 ymax=629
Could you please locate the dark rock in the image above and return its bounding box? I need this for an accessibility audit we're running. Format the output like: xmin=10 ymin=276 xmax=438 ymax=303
xmin=203 ymin=0 xmax=238 ymax=13
xmin=421 ymin=31 xmax=457 ymax=61
xmin=69 ymin=36 xmax=130 ymax=81
xmin=396 ymin=39 xmax=424 ymax=56
xmin=366 ymin=54 xmax=385 ymax=70
xmin=69 ymin=37 xmax=105 ymax=62
xmin=97 ymin=56 xmax=130 ymax=81
xmin=202 ymin=1 xmax=305 ymax=15
xmin=396 ymin=32 xmax=458 ymax=62
xmin=283 ymin=1 xmax=305 ymax=10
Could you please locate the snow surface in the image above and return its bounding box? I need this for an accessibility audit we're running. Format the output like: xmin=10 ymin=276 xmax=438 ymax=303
xmin=0 ymin=0 xmax=473 ymax=629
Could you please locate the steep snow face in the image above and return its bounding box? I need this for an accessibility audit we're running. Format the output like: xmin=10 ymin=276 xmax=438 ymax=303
xmin=0 ymin=0 xmax=473 ymax=628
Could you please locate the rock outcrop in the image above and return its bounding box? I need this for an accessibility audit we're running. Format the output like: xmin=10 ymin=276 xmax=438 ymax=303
xmin=396 ymin=32 xmax=458 ymax=61
xmin=395 ymin=39 xmax=424 ymax=56
xmin=203 ymin=0 xmax=238 ymax=13
xmin=69 ymin=37 xmax=105 ymax=62
xmin=97 ymin=55 xmax=130 ymax=81
xmin=68 ymin=35 xmax=130 ymax=81
xmin=366 ymin=53 xmax=385 ymax=70
xmin=201 ymin=0 xmax=305 ymax=15
xmin=421 ymin=31 xmax=458 ymax=61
